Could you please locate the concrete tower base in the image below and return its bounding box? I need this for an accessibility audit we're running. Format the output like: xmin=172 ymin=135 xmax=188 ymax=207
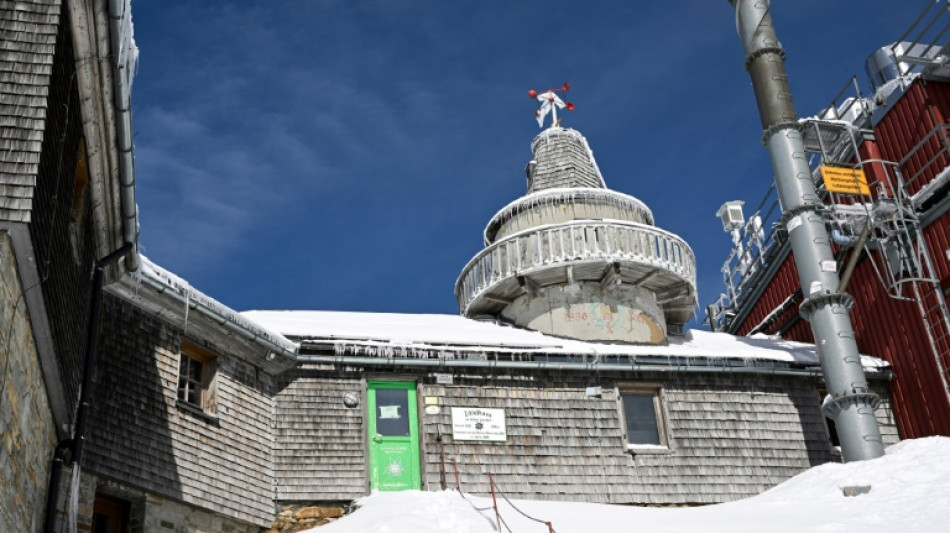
xmin=500 ymin=283 xmax=667 ymax=345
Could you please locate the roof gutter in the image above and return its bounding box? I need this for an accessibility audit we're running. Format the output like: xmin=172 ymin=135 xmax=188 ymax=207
xmin=296 ymin=353 xmax=895 ymax=380
xmin=135 ymin=274 xmax=298 ymax=362
xmin=107 ymin=0 xmax=139 ymax=270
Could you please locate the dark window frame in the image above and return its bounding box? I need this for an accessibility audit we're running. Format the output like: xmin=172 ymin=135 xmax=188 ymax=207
xmin=617 ymin=382 xmax=671 ymax=453
xmin=177 ymin=338 xmax=218 ymax=415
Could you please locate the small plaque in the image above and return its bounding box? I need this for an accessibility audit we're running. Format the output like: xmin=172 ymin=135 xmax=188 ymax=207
xmin=434 ymin=373 xmax=454 ymax=385
xmin=451 ymin=407 xmax=506 ymax=442
xmin=424 ymin=396 xmax=439 ymax=405
xmin=820 ymin=260 xmax=837 ymax=272
xmin=425 ymin=405 xmax=440 ymax=415
xmin=585 ymin=386 xmax=603 ymax=397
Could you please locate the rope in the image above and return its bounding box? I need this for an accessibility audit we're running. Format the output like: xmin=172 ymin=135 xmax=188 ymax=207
xmin=449 ymin=453 xmax=556 ymax=532
xmin=495 ymin=485 xmax=557 ymax=532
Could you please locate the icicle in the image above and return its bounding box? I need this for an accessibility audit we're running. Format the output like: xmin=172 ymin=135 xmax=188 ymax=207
xmin=182 ymin=293 xmax=190 ymax=336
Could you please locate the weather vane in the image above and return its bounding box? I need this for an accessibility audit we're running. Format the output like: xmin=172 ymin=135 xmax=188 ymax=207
xmin=528 ymin=82 xmax=574 ymax=129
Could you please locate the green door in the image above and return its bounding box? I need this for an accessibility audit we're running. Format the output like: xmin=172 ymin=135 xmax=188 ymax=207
xmin=367 ymin=381 xmax=421 ymax=491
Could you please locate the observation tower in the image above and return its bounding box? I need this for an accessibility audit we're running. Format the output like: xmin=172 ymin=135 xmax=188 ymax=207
xmin=455 ymin=85 xmax=697 ymax=344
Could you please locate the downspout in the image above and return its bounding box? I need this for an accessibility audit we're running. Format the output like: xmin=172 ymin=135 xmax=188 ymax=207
xmin=43 ymin=244 xmax=132 ymax=533
xmin=107 ymin=0 xmax=139 ymax=271
xmin=730 ymin=0 xmax=884 ymax=461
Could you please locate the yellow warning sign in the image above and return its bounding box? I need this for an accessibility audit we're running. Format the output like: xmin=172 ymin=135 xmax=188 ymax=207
xmin=820 ymin=165 xmax=871 ymax=195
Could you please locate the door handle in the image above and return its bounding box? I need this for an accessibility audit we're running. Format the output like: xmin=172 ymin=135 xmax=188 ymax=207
xmin=373 ymin=434 xmax=383 ymax=443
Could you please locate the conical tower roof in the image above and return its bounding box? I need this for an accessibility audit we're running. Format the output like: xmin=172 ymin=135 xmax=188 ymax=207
xmin=456 ymin=100 xmax=696 ymax=344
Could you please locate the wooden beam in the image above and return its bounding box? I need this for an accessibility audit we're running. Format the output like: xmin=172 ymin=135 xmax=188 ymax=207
xmin=517 ymin=275 xmax=540 ymax=297
xmin=656 ymin=282 xmax=691 ymax=304
xmin=600 ymin=262 xmax=622 ymax=289
xmin=630 ymin=269 xmax=659 ymax=287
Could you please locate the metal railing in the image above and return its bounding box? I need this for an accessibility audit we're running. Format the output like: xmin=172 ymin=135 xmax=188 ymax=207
xmin=456 ymin=220 xmax=696 ymax=315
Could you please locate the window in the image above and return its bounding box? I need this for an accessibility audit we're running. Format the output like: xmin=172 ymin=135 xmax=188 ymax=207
xmin=618 ymin=383 xmax=670 ymax=451
xmin=177 ymin=339 xmax=217 ymax=414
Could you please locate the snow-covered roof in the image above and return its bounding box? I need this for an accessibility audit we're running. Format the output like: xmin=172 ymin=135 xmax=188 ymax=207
xmin=241 ymin=310 xmax=888 ymax=370
xmin=132 ymin=257 xmax=297 ymax=355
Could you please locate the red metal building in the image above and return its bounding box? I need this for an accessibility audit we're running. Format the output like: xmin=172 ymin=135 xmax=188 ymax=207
xmin=710 ymin=31 xmax=950 ymax=439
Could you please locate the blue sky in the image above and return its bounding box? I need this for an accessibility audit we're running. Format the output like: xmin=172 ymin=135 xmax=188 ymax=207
xmin=130 ymin=0 xmax=911 ymax=325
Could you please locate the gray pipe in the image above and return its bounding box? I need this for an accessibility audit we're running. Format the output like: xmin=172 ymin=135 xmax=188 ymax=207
xmin=107 ymin=0 xmax=140 ymax=271
xmin=730 ymin=0 xmax=884 ymax=461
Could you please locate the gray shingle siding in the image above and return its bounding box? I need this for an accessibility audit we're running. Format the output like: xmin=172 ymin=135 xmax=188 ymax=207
xmin=274 ymin=368 xmax=368 ymax=502
xmin=0 ymin=0 xmax=59 ymax=225
xmin=422 ymin=372 xmax=898 ymax=504
xmin=86 ymin=294 xmax=278 ymax=527
xmin=270 ymin=366 xmax=898 ymax=506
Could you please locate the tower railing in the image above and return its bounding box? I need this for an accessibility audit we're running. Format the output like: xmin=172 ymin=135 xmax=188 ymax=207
xmin=456 ymin=220 xmax=696 ymax=317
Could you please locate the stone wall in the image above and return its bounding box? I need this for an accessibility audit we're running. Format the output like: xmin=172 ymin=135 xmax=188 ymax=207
xmin=0 ymin=231 xmax=58 ymax=533
xmin=48 ymin=470 xmax=259 ymax=533
xmin=264 ymin=503 xmax=346 ymax=532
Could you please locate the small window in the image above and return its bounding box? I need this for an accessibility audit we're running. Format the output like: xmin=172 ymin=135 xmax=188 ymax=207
xmin=618 ymin=383 xmax=669 ymax=451
xmin=178 ymin=339 xmax=217 ymax=414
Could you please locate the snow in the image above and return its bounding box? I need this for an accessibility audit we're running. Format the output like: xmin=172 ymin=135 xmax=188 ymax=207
xmin=136 ymin=257 xmax=297 ymax=353
xmin=483 ymin=186 xmax=654 ymax=243
xmin=306 ymin=437 xmax=950 ymax=533
xmin=241 ymin=310 xmax=888 ymax=370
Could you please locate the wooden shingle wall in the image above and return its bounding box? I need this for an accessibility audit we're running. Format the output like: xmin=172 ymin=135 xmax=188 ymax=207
xmin=420 ymin=371 xmax=900 ymax=505
xmin=272 ymin=366 xmax=897 ymax=506
xmin=85 ymin=295 xmax=278 ymax=527
xmin=273 ymin=368 xmax=367 ymax=502
xmin=0 ymin=0 xmax=59 ymax=223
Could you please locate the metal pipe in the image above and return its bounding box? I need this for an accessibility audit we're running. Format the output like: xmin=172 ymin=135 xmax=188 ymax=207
xmin=838 ymin=225 xmax=871 ymax=292
xmin=107 ymin=0 xmax=140 ymax=271
xmin=73 ymin=243 xmax=131 ymax=467
xmin=730 ymin=0 xmax=884 ymax=461
xmin=43 ymin=243 xmax=131 ymax=533
xmin=42 ymin=439 xmax=73 ymax=533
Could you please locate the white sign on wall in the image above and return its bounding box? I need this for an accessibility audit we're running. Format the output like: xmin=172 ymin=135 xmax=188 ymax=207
xmin=451 ymin=407 xmax=507 ymax=442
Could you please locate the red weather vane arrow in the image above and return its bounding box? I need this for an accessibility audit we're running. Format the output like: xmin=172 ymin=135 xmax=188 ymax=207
xmin=528 ymin=82 xmax=575 ymax=129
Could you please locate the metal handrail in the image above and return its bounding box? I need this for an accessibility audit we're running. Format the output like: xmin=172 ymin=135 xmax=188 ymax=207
xmin=456 ymin=220 xmax=696 ymax=314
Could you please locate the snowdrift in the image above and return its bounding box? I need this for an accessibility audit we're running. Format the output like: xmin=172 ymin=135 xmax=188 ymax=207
xmin=309 ymin=437 xmax=950 ymax=533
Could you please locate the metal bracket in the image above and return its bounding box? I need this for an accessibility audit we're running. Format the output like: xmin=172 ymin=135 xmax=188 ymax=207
xmin=799 ymin=292 xmax=855 ymax=320
xmin=744 ymin=45 xmax=787 ymax=71
xmin=760 ymin=120 xmax=803 ymax=145
xmin=822 ymin=390 xmax=882 ymax=419
xmin=779 ymin=203 xmax=827 ymax=228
